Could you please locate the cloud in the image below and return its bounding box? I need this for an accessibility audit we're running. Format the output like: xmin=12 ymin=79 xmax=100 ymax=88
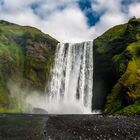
xmin=43 ymin=5 xmax=93 ymax=42
xmin=128 ymin=3 xmax=140 ymax=17
xmin=92 ymin=12 xmax=126 ymax=38
xmin=90 ymin=0 xmax=128 ymax=38
xmin=90 ymin=0 xmax=140 ymax=38
xmin=0 ymin=0 xmax=140 ymax=42
xmin=92 ymin=0 xmax=122 ymax=13
xmin=0 ymin=0 xmax=93 ymax=42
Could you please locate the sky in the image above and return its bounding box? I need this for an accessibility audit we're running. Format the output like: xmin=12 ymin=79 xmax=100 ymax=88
xmin=0 ymin=0 xmax=140 ymax=43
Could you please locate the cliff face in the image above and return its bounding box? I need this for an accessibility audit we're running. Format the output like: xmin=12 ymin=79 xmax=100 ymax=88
xmin=0 ymin=20 xmax=58 ymax=112
xmin=1 ymin=18 xmax=140 ymax=114
xmin=93 ymin=18 xmax=140 ymax=114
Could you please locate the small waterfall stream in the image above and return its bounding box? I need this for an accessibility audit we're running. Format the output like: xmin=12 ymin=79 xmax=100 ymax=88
xmin=45 ymin=41 xmax=93 ymax=114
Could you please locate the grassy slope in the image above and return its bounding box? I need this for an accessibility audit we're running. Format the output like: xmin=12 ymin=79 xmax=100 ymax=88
xmin=0 ymin=20 xmax=58 ymax=112
xmin=94 ymin=18 xmax=140 ymax=115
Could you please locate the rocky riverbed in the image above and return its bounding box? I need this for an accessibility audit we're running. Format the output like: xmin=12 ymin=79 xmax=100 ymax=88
xmin=0 ymin=114 xmax=139 ymax=140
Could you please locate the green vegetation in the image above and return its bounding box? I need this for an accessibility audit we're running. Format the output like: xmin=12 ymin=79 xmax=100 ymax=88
xmin=0 ymin=20 xmax=58 ymax=112
xmin=1 ymin=18 xmax=140 ymax=115
xmin=94 ymin=18 xmax=140 ymax=115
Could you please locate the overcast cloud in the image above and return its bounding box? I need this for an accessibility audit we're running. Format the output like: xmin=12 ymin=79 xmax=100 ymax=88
xmin=0 ymin=0 xmax=140 ymax=42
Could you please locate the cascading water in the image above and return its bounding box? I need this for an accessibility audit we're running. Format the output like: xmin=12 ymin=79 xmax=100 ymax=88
xmin=45 ymin=41 xmax=93 ymax=114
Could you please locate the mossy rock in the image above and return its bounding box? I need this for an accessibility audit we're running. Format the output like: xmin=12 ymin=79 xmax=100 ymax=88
xmin=0 ymin=20 xmax=58 ymax=112
xmin=94 ymin=18 xmax=140 ymax=114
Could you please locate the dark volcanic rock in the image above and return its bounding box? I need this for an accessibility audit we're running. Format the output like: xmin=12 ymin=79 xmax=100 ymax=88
xmin=32 ymin=108 xmax=48 ymax=114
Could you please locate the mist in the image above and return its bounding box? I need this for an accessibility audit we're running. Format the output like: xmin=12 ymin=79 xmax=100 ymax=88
xmin=7 ymin=81 xmax=94 ymax=114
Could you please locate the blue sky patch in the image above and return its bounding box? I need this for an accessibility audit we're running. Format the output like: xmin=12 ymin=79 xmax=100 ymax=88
xmin=78 ymin=0 xmax=100 ymax=26
xmin=0 ymin=0 xmax=4 ymax=6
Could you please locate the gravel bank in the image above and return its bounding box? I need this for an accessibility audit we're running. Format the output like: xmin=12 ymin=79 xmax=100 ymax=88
xmin=0 ymin=114 xmax=140 ymax=140
xmin=44 ymin=115 xmax=140 ymax=140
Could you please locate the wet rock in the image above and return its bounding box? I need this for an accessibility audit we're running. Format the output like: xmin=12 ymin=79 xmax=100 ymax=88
xmin=32 ymin=108 xmax=48 ymax=114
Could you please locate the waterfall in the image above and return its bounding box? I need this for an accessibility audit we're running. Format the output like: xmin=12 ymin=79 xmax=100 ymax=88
xmin=45 ymin=41 xmax=93 ymax=114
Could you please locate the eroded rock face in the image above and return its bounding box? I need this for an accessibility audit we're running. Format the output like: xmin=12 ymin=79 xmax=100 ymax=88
xmin=0 ymin=20 xmax=58 ymax=112
xmin=93 ymin=24 xmax=128 ymax=111
xmin=93 ymin=18 xmax=140 ymax=114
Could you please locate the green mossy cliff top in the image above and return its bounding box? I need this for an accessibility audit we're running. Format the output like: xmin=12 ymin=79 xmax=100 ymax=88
xmin=94 ymin=18 xmax=140 ymax=115
xmin=0 ymin=20 xmax=58 ymax=112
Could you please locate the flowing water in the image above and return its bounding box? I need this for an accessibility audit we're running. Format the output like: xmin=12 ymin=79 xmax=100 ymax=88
xmin=45 ymin=42 xmax=94 ymax=114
